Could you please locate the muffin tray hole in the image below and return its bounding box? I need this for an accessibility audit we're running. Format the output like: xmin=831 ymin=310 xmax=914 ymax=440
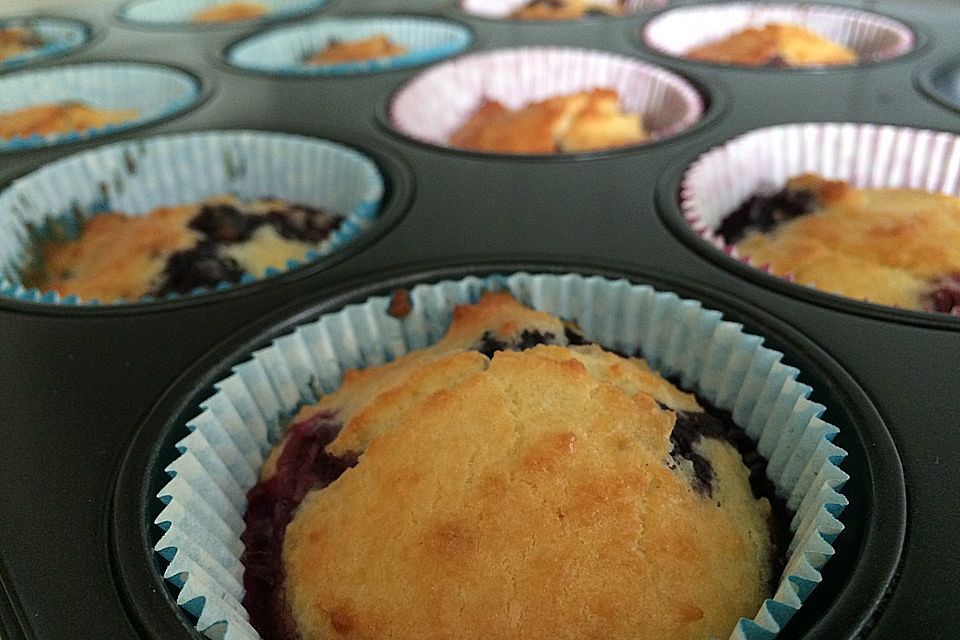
xmin=110 ymin=262 xmax=905 ymax=640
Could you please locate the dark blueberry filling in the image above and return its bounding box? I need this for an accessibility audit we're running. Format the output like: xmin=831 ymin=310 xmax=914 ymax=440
xmin=152 ymin=242 xmax=244 ymax=297
xmin=925 ymin=273 xmax=960 ymax=315
xmin=474 ymin=329 xmax=564 ymax=358
xmin=717 ymin=185 xmax=820 ymax=245
xmin=150 ymin=200 xmax=342 ymax=297
xmin=663 ymin=400 xmax=792 ymax=591
xmin=241 ymin=411 xmax=357 ymax=640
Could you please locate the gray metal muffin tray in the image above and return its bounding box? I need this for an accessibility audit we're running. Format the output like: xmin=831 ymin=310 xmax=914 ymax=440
xmin=0 ymin=1 xmax=958 ymax=639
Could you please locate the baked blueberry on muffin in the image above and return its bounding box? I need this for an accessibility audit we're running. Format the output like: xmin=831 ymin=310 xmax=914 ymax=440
xmin=718 ymin=173 xmax=960 ymax=313
xmin=190 ymin=1 xmax=268 ymax=22
xmin=511 ymin=0 xmax=625 ymax=20
xmin=0 ymin=102 xmax=139 ymax=140
xmin=449 ymin=88 xmax=647 ymax=154
xmin=305 ymin=35 xmax=408 ymax=65
xmin=242 ymin=292 xmax=788 ymax=640
xmin=686 ymin=23 xmax=857 ymax=67
xmin=0 ymin=25 xmax=45 ymax=62
xmin=21 ymin=195 xmax=343 ymax=301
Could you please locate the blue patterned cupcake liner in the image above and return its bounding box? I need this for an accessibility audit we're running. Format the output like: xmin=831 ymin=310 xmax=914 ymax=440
xmin=0 ymin=17 xmax=90 ymax=70
xmin=153 ymin=272 xmax=848 ymax=640
xmin=0 ymin=62 xmax=201 ymax=152
xmin=120 ymin=0 xmax=327 ymax=27
xmin=228 ymin=16 xmax=472 ymax=77
xmin=0 ymin=130 xmax=385 ymax=306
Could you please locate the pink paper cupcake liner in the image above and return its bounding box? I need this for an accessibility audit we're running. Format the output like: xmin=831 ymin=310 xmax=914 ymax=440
xmin=461 ymin=0 xmax=667 ymax=20
xmin=680 ymin=122 xmax=960 ymax=308
xmin=388 ymin=47 xmax=704 ymax=154
xmin=643 ymin=3 xmax=914 ymax=66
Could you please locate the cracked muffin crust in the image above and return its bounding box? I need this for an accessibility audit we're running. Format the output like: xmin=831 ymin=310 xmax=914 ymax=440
xmin=21 ymin=195 xmax=343 ymax=301
xmin=0 ymin=102 xmax=139 ymax=140
xmin=243 ymin=293 xmax=782 ymax=640
xmin=449 ymin=88 xmax=648 ymax=154
xmin=305 ymin=34 xmax=408 ymax=65
xmin=720 ymin=173 xmax=960 ymax=313
xmin=686 ymin=23 xmax=857 ymax=67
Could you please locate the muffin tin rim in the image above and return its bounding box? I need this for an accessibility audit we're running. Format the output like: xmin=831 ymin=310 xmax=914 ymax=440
xmin=115 ymin=0 xmax=329 ymax=31
xmin=109 ymin=259 xmax=906 ymax=640
xmin=0 ymin=59 xmax=208 ymax=154
xmin=0 ymin=15 xmax=96 ymax=72
xmin=378 ymin=45 xmax=721 ymax=161
xmin=636 ymin=0 xmax=922 ymax=74
xmin=0 ymin=127 xmax=415 ymax=317
xmin=914 ymin=53 xmax=960 ymax=117
xmin=655 ymin=122 xmax=960 ymax=331
xmin=218 ymin=12 xmax=477 ymax=79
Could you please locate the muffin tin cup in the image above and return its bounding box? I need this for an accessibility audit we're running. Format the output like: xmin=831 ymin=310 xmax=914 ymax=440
xmin=387 ymin=46 xmax=705 ymax=157
xmin=675 ymin=121 xmax=960 ymax=322
xmin=0 ymin=62 xmax=202 ymax=152
xmin=119 ymin=0 xmax=327 ymax=28
xmin=641 ymin=2 xmax=914 ymax=68
xmin=0 ymin=17 xmax=90 ymax=70
xmin=0 ymin=130 xmax=386 ymax=306
xmin=460 ymin=0 xmax=667 ymax=21
xmin=148 ymin=271 xmax=848 ymax=640
xmin=226 ymin=16 xmax=472 ymax=77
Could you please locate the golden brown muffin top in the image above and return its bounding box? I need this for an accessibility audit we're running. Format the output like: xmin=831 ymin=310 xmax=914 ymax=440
xmin=304 ymin=34 xmax=408 ymax=65
xmin=734 ymin=174 xmax=960 ymax=309
xmin=22 ymin=195 xmax=340 ymax=302
xmin=190 ymin=1 xmax=268 ymax=23
xmin=448 ymin=88 xmax=648 ymax=154
xmin=511 ymin=0 xmax=624 ymax=20
xmin=0 ymin=102 xmax=139 ymax=140
xmin=275 ymin=294 xmax=773 ymax=639
xmin=0 ymin=26 xmax=44 ymax=62
xmin=686 ymin=23 xmax=857 ymax=67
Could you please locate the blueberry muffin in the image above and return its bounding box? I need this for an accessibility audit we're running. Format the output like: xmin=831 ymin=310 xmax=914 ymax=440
xmin=0 ymin=26 xmax=45 ymax=62
xmin=449 ymin=88 xmax=648 ymax=154
xmin=305 ymin=35 xmax=408 ymax=65
xmin=511 ymin=0 xmax=625 ymax=20
xmin=190 ymin=1 xmax=268 ymax=22
xmin=242 ymin=292 xmax=785 ymax=640
xmin=0 ymin=102 xmax=139 ymax=140
xmin=719 ymin=173 xmax=960 ymax=313
xmin=21 ymin=195 xmax=343 ymax=301
xmin=686 ymin=23 xmax=857 ymax=67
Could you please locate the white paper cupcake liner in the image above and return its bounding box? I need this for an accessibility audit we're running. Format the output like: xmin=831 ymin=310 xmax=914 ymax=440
xmin=680 ymin=122 xmax=960 ymax=301
xmin=388 ymin=47 xmax=704 ymax=153
xmin=642 ymin=3 xmax=914 ymax=66
xmin=0 ymin=18 xmax=89 ymax=70
xmin=460 ymin=0 xmax=667 ymax=20
xmin=0 ymin=130 xmax=385 ymax=305
xmin=153 ymin=272 xmax=848 ymax=640
xmin=0 ymin=62 xmax=201 ymax=152
xmin=121 ymin=0 xmax=326 ymax=26
xmin=227 ymin=16 xmax=472 ymax=77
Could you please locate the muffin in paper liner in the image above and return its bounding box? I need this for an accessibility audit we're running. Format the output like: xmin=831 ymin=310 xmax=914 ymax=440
xmin=152 ymin=272 xmax=848 ymax=640
xmin=121 ymin=0 xmax=326 ymax=27
xmin=388 ymin=47 xmax=704 ymax=154
xmin=0 ymin=17 xmax=89 ymax=70
xmin=227 ymin=16 xmax=472 ymax=77
xmin=679 ymin=122 xmax=960 ymax=311
xmin=642 ymin=3 xmax=913 ymax=67
xmin=0 ymin=130 xmax=384 ymax=306
xmin=460 ymin=0 xmax=667 ymax=21
xmin=0 ymin=62 xmax=201 ymax=152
